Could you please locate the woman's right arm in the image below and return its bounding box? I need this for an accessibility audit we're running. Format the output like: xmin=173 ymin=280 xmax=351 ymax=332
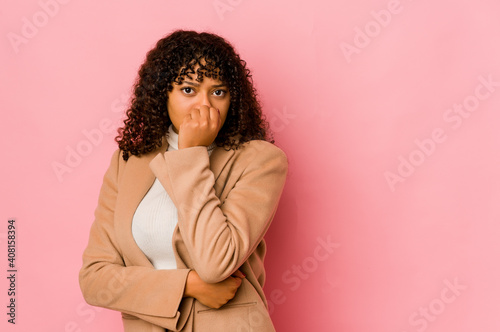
xmin=79 ymin=149 xmax=193 ymax=330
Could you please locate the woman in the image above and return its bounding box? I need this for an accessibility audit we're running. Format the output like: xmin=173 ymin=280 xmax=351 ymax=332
xmin=79 ymin=30 xmax=288 ymax=332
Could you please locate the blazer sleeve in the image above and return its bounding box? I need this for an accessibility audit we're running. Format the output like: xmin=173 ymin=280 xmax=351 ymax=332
xmin=78 ymin=149 xmax=192 ymax=331
xmin=149 ymin=140 xmax=288 ymax=284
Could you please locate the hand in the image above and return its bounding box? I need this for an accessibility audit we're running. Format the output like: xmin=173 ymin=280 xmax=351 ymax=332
xmin=184 ymin=270 xmax=245 ymax=309
xmin=178 ymin=106 xmax=222 ymax=150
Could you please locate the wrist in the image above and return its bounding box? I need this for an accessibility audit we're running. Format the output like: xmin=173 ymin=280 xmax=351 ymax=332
xmin=184 ymin=270 xmax=201 ymax=298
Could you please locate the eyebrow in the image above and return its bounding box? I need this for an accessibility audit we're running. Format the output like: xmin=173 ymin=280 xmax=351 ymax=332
xmin=181 ymin=81 xmax=227 ymax=88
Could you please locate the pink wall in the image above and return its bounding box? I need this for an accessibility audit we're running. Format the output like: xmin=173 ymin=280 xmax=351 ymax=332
xmin=2 ymin=0 xmax=500 ymax=331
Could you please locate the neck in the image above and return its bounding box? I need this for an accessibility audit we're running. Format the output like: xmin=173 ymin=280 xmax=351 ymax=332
xmin=166 ymin=124 xmax=179 ymax=150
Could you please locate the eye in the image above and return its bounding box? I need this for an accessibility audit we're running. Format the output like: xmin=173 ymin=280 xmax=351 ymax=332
xmin=181 ymin=87 xmax=194 ymax=95
xmin=213 ymin=89 xmax=227 ymax=97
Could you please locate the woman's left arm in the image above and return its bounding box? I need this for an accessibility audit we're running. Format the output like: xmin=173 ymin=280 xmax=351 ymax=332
xmin=150 ymin=140 xmax=288 ymax=284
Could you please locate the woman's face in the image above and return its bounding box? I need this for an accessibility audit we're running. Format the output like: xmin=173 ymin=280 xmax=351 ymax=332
xmin=167 ymin=66 xmax=231 ymax=134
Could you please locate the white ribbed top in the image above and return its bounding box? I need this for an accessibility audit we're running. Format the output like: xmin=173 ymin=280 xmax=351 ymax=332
xmin=132 ymin=124 xmax=216 ymax=270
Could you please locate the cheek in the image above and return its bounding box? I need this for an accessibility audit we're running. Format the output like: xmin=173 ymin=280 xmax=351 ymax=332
xmin=167 ymin=97 xmax=183 ymax=118
xmin=171 ymin=96 xmax=195 ymax=113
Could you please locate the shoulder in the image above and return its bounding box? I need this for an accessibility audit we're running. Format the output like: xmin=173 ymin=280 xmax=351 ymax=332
xmin=110 ymin=148 xmax=127 ymax=168
xmin=238 ymin=140 xmax=286 ymax=156
xmin=232 ymin=140 xmax=288 ymax=172
xmin=103 ymin=148 xmax=128 ymax=181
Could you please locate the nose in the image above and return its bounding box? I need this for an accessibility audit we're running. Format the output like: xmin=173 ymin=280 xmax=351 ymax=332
xmin=198 ymin=91 xmax=212 ymax=108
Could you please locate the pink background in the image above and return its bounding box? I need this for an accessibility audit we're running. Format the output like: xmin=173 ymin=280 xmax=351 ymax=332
xmin=2 ymin=0 xmax=500 ymax=331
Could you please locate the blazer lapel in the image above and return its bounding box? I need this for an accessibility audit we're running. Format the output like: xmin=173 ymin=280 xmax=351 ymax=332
xmin=114 ymin=137 xmax=168 ymax=267
xmin=114 ymin=137 xmax=235 ymax=268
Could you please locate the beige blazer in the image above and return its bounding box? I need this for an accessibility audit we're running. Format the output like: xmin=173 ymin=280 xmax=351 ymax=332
xmin=78 ymin=137 xmax=288 ymax=332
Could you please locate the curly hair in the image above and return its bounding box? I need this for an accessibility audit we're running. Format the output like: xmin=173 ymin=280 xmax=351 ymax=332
xmin=115 ymin=30 xmax=274 ymax=161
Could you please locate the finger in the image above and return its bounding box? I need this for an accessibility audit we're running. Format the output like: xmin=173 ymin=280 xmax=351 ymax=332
xmin=209 ymin=107 xmax=220 ymax=129
xmin=180 ymin=112 xmax=192 ymax=129
xmin=198 ymin=106 xmax=210 ymax=124
xmin=189 ymin=108 xmax=201 ymax=121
